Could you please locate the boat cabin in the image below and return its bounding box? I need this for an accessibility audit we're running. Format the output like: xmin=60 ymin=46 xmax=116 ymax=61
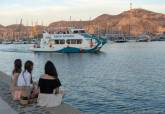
xmin=69 ymin=29 xmax=86 ymax=34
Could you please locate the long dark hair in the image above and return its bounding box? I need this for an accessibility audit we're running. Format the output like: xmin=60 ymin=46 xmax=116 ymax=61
xmin=24 ymin=60 xmax=33 ymax=84
xmin=24 ymin=60 xmax=33 ymax=74
xmin=45 ymin=61 xmax=58 ymax=78
xmin=12 ymin=59 xmax=22 ymax=75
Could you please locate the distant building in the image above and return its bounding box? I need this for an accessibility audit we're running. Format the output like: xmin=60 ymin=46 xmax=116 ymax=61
xmin=158 ymin=26 xmax=165 ymax=34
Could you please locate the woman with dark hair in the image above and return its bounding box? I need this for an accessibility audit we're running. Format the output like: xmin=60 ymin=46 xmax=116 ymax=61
xmin=17 ymin=60 xmax=33 ymax=86
xmin=11 ymin=59 xmax=22 ymax=100
xmin=17 ymin=60 xmax=34 ymax=105
xmin=37 ymin=61 xmax=64 ymax=107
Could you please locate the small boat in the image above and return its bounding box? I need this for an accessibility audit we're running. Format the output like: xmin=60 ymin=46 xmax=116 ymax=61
xmin=114 ymin=36 xmax=127 ymax=43
xmin=137 ymin=33 xmax=151 ymax=42
xmin=13 ymin=40 xmax=28 ymax=44
xmin=137 ymin=38 xmax=149 ymax=42
xmin=157 ymin=33 xmax=165 ymax=41
xmin=158 ymin=37 xmax=165 ymax=41
xmin=106 ymin=33 xmax=127 ymax=43
xmin=30 ymin=28 xmax=107 ymax=53
xmin=2 ymin=40 xmax=12 ymax=44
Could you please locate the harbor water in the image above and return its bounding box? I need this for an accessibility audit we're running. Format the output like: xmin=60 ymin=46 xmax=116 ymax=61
xmin=0 ymin=42 xmax=165 ymax=114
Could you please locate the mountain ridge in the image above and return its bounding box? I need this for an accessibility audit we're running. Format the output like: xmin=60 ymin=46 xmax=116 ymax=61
xmin=0 ymin=8 xmax=165 ymax=38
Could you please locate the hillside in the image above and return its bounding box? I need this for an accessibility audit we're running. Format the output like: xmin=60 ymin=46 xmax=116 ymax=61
xmin=0 ymin=8 xmax=165 ymax=40
xmin=49 ymin=8 xmax=165 ymax=36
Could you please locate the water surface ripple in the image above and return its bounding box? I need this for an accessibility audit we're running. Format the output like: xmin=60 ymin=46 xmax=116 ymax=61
xmin=0 ymin=42 xmax=165 ymax=114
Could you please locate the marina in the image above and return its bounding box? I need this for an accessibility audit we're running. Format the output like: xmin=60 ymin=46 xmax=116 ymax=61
xmin=0 ymin=0 xmax=165 ymax=114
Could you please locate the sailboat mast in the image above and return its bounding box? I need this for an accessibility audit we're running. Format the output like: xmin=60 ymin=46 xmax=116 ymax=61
xmin=19 ymin=18 xmax=22 ymax=40
xmin=129 ymin=0 xmax=133 ymax=38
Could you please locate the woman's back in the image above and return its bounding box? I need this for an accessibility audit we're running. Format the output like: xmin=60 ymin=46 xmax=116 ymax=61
xmin=17 ymin=71 xmax=32 ymax=86
xmin=38 ymin=77 xmax=61 ymax=94
xmin=37 ymin=61 xmax=64 ymax=107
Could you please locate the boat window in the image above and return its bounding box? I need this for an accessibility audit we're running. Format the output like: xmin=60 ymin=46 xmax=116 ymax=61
xmin=77 ymin=39 xmax=82 ymax=44
xmin=55 ymin=40 xmax=65 ymax=44
xmin=60 ymin=40 xmax=65 ymax=44
xmin=73 ymin=31 xmax=79 ymax=34
xmin=80 ymin=30 xmax=85 ymax=33
xmin=66 ymin=40 xmax=71 ymax=44
xmin=66 ymin=39 xmax=82 ymax=44
xmin=55 ymin=40 xmax=60 ymax=44
xmin=71 ymin=39 xmax=77 ymax=44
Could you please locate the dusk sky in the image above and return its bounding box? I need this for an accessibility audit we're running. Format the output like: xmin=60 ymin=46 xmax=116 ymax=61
xmin=0 ymin=0 xmax=164 ymax=25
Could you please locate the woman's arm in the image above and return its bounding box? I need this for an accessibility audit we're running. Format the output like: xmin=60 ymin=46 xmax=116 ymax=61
xmin=54 ymin=87 xmax=64 ymax=97
xmin=12 ymin=73 xmax=19 ymax=87
xmin=54 ymin=88 xmax=60 ymax=94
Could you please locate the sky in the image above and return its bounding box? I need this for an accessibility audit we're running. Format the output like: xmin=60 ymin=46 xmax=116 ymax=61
xmin=0 ymin=0 xmax=164 ymax=26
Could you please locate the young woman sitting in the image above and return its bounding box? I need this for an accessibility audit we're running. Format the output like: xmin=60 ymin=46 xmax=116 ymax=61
xmin=11 ymin=59 xmax=22 ymax=100
xmin=37 ymin=61 xmax=64 ymax=107
xmin=17 ymin=60 xmax=35 ymax=105
xmin=17 ymin=60 xmax=33 ymax=87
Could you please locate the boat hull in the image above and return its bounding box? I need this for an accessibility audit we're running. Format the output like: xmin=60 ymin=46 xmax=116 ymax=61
xmin=30 ymin=46 xmax=101 ymax=53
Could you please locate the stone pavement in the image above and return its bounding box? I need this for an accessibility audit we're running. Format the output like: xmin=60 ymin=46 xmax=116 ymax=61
xmin=0 ymin=97 xmax=18 ymax=114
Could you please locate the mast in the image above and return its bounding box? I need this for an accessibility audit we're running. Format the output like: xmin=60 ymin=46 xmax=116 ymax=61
xmin=70 ymin=16 xmax=72 ymax=28
xmin=129 ymin=0 xmax=133 ymax=38
xmin=18 ymin=18 xmax=23 ymax=40
xmin=130 ymin=0 xmax=132 ymax=10
xmin=26 ymin=20 xmax=29 ymax=39
xmin=87 ymin=17 xmax=91 ymax=32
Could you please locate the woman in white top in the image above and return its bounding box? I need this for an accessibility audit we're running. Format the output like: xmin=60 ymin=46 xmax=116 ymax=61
xmin=17 ymin=60 xmax=34 ymax=99
xmin=17 ymin=60 xmax=33 ymax=86
xmin=17 ymin=70 xmax=32 ymax=87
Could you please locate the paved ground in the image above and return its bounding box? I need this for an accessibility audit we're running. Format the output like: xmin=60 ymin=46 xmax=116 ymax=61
xmin=0 ymin=97 xmax=18 ymax=114
xmin=0 ymin=71 xmax=84 ymax=114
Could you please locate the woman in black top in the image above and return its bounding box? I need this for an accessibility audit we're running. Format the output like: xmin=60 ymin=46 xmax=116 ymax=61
xmin=37 ymin=61 xmax=64 ymax=107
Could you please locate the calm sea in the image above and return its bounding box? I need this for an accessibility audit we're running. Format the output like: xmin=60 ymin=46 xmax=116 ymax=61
xmin=0 ymin=42 xmax=165 ymax=114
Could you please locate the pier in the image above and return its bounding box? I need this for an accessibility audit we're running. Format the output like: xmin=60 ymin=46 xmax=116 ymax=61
xmin=0 ymin=71 xmax=84 ymax=114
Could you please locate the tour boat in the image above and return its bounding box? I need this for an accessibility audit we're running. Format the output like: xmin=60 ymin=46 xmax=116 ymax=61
xmin=30 ymin=28 xmax=107 ymax=53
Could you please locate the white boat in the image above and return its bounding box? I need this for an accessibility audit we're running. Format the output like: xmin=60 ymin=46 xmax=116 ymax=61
xmin=30 ymin=28 xmax=107 ymax=53
xmin=137 ymin=33 xmax=151 ymax=42
xmin=105 ymin=33 xmax=127 ymax=43
xmin=2 ymin=40 xmax=12 ymax=44
xmin=13 ymin=40 xmax=28 ymax=44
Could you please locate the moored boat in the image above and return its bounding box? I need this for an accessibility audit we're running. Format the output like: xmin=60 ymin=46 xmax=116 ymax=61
xmin=1 ymin=40 xmax=12 ymax=44
xmin=137 ymin=33 xmax=151 ymax=42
